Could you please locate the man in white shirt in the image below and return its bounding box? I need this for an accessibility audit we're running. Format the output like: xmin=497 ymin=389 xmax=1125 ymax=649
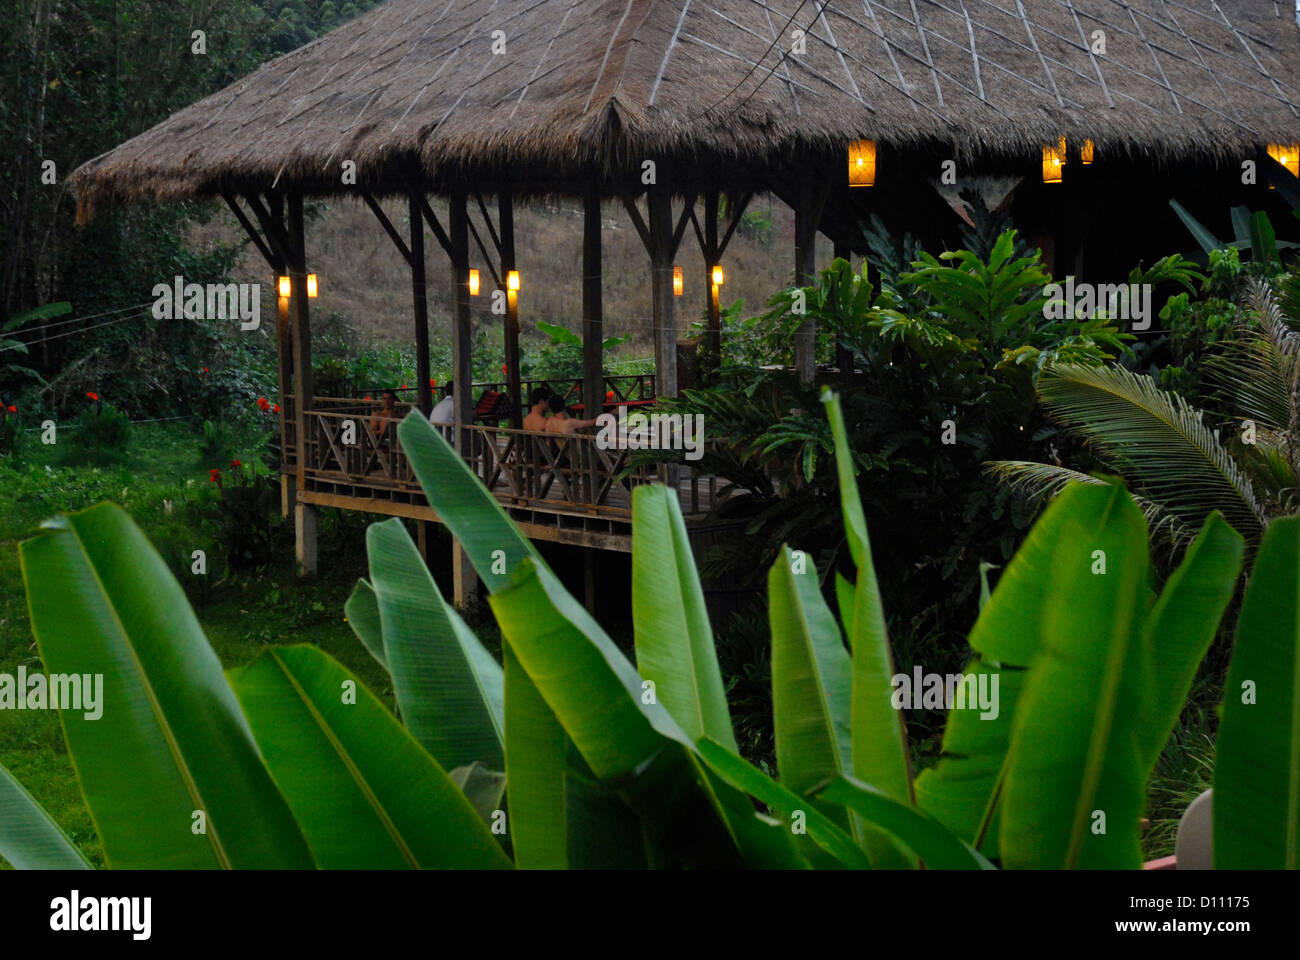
xmin=429 ymin=380 xmax=455 ymax=426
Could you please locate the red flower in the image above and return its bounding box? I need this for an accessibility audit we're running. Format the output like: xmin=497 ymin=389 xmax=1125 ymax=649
xmin=365 ymin=395 xmax=372 ymax=401
xmin=85 ymin=391 xmax=99 ymax=402
xmin=5 ymin=405 xmax=15 ymax=413
xmin=209 ymin=468 xmax=221 ymax=483
xmin=230 ymin=459 xmax=241 ymax=468
xmin=605 ymin=390 xmax=615 ymax=401
xmin=273 ymin=404 xmax=281 ymax=414
xmin=256 ymin=396 xmax=269 ymax=411
xmin=401 ymin=384 xmax=408 ymax=390
xmin=429 ymin=379 xmax=436 ymax=388
xmin=202 ymin=367 xmax=209 ymax=374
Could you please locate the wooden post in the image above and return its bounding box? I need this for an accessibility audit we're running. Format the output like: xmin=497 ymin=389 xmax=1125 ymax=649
xmin=647 ymin=184 xmax=677 ymax=398
xmin=449 ymin=189 xmax=478 ymax=607
xmin=704 ymin=186 xmax=721 ymax=373
xmin=288 ymin=190 xmax=317 ymax=577
xmin=833 ymin=235 xmax=854 ymax=387
xmin=582 ymin=181 xmax=603 ymax=415
xmin=409 ymin=189 xmax=433 ymax=417
xmin=276 ymin=290 xmax=293 ymax=518
xmin=794 ymin=179 xmax=820 ymax=385
xmin=500 ymin=188 xmax=521 ymax=428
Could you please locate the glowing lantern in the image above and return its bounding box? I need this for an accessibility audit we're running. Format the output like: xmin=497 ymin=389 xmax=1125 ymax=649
xmin=306 ymin=274 xmax=318 ymax=298
xmin=1267 ymin=143 xmax=1300 ymax=182
xmin=711 ymin=265 xmax=724 ymax=287
xmin=1081 ymin=139 xmax=1095 ymax=165
xmin=1042 ymin=138 xmax=1067 ymax=184
xmin=673 ymin=265 xmax=684 ymax=297
xmin=507 ymin=270 xmax=521 ymax=292
xmin=277 ymin=276 xmax=291 ymax=298
xmin=469 ymin=269 xmax=480 ymax=296
xmin=848 ymin=140 xmax=877 ymax=187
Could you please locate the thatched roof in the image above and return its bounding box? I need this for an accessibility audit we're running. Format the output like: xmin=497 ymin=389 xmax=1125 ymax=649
xmin=72 ymin=0 xmax=1300 ymax=216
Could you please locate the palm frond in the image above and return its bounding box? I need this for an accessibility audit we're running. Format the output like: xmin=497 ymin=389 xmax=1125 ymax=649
xmin=1034 ymin=364 xmax=1266 ymax=542
xmin=986 ymin=460 xmax=1196 ymax=549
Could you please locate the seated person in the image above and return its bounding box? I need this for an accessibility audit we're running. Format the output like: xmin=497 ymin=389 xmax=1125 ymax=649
xmin=430 ymin=381 xmax=455 ymax=426
xmin=370 ymin=389 xmax=399 ymax=446
xmin=522 ymin=387 xmax=553 ymax=432
xmin=544 ymin=394 xmax=601 ymax=434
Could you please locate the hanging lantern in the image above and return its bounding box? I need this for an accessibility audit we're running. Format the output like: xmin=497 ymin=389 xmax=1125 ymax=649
xmin=711 ymin=265 xmax=724 ymax=287
xmin=276 ymin=276 xmax=291 ymax=298
xmin=1042 ymin=138 xmax=1067 ymax=184
xmin=306 ymin=274 xmax=319 ymax=298
xmin=468 ymin=268 xmax=480 ymax=296
xmin=1081 ymin=139 xmax=1095 ymax=165
xmin=1267 ymin=143 xmax=1300 ymax=178
xmin=672 ymin=265 xmax=684 ymax=297
xmin=848 ymin=140 xmax=877 ymax=188
xmin=507 ymin=270 xmax=521 ymax=292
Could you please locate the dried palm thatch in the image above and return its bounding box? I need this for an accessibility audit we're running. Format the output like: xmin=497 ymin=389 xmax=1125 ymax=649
xmin=70 ymin=0 xmax=1300 ymax=219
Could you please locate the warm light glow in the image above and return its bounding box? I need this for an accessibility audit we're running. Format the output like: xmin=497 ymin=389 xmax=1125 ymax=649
xmin=1267 ymin=143 xmax=1300 ymax=178
xmin=711 ymin=265 xmax=724 ymax=286
xmin=1042 ymin=140 xmax=1066 ymax=184
xmin=848 ymin=140 xmax=877 ymax=188
xmin=507 ymin=270 xmax=520 ymax=292
xmin=468 ymin=269 xmax=480 ymax=296
xmin=672 ymin=265 xmax=684 ymax=297
xmin=306 ymin=274 xmax=318 ymax=298
xmin=1081 ymin=139 xmax=1095 ymax=165
xmin=277 ymin=276 xmax=291 ymax=298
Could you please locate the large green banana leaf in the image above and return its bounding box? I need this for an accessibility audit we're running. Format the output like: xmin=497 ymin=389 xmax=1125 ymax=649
xmin=230 ymin=645 xmax=510 ymax=869
xmin=769 ymin=547 xmax=856 ymax=838
xmin=1215 ymin=517 xmax=1300 ymax=869
xmin=365 ymin=517 xmax=503 ymax=770
xmin=632 ymin=484 xmax=736 ymax=751
xmin=0 ymin=762 xmax=93 ymax=869
xmin=19 ymin=505 xmax=313 ymax=869
xmin=998 ymin=483 xmax=1151 ymax=869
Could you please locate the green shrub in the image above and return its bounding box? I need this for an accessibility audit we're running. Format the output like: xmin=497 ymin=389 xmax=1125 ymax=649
xmin=61 ymin=396 xmax=131 ymax=467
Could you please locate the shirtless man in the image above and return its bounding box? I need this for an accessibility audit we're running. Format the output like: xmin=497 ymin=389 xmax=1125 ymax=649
xmin=522 ymin=388 xmax=553 ymax=431
xmin=544 ymin=394 xmax=601 ymax=434
xmin=369 ymin=389 xmax=399 ymax=446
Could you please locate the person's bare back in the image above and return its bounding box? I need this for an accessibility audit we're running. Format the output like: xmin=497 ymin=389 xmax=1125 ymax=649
xmin=544 ymin=395 xmax=597 ymax=434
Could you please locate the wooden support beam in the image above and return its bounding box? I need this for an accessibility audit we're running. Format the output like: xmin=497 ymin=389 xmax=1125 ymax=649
xmin=449 ymin=189 xmax=478 ymax=608
xmin=221 ymin=191 xmax=280 ymax=271
xmin=647 ymin=183 xmax=677 ymax=399
xmin=716 ymin=190 xmax=754 ymax=259
xmin=408 ymin=188 xmax=433 ymax=417
xmin=793 ymin=176 xmax=831 ymax=385
xmin=475 ymin=192 xmax=503 ymax=259
xmin=288 ymin=190 xmax=316 ymax=577
xmin=467 ymin=214 xmax=502 ymax=290
xmin=500 ymin=188 xmax=522 ymax=429
xmin=407 ymin=179 xmax=455 ymax=261
xmin=704 ymin=186 xmax=721 ymax=372
xmin=582 ymin=181 xmax=604 ymax=415
xmin=619 ymin=192 xmax=654 ymax=253
xmin=361 ymin=191 xmax=412 ymax=267
xmin=244 ymin=191 xmax=297 ymax=269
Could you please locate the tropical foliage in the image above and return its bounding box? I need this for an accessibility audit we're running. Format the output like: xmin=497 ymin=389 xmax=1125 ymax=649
xmin=3 ymin=395 xmax=1292 ymax=869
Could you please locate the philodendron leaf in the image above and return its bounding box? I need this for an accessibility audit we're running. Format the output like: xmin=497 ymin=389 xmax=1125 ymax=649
xmin=632 ymin=484 xmax=736 ymax=751
xmin=999 ymin=482 xmax=1151 ymax=869
xmin=230 ymin=645 xmax=510 ymax=869
xmin=19 ymin=504 xmax=314 ymax=869
xmin=365 ymin=518 xmax=503 ymax=771
xmin=1215 ymin=517 xmax=1300 ymax=869
xmin=0 ymin=762 xmax=92 ymax=869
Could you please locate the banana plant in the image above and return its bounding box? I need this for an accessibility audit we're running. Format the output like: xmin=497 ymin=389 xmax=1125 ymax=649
xmin=3 ymin=392 xmax=1294 ymax=869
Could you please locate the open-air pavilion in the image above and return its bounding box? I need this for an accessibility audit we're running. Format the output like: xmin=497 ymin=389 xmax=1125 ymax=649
xmin=69 ymin=0 xmax=1300 ymax=603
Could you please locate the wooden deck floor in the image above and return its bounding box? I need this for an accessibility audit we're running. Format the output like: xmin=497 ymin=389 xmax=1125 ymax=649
xmin=294 ymin=467 xmax=728 ymax=552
